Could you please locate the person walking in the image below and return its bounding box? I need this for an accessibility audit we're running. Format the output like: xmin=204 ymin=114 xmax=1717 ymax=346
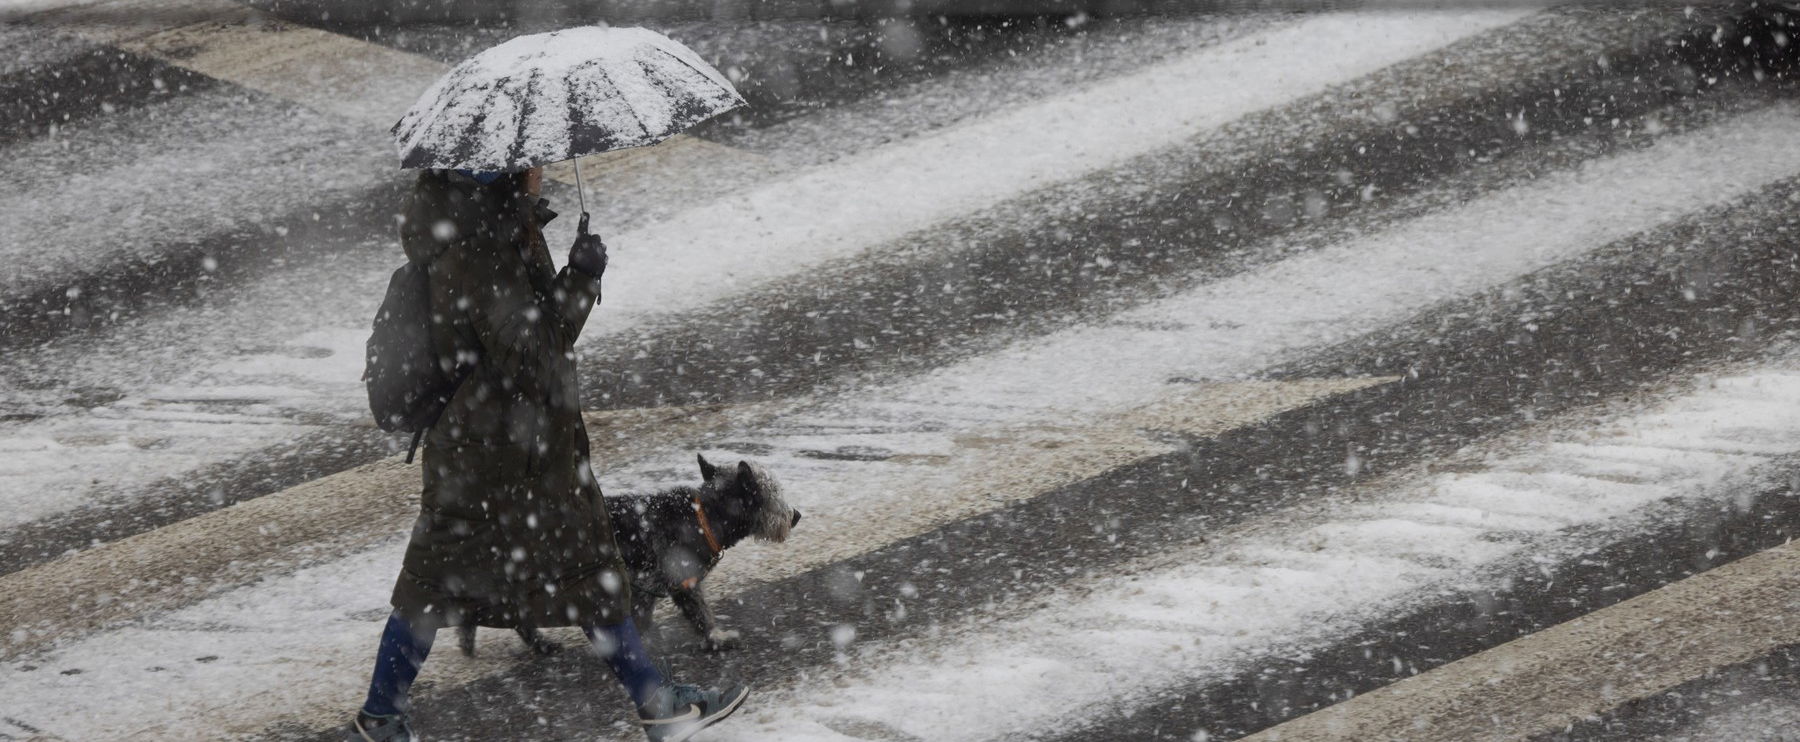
xmin=347 ymin=167 xmax=747 ymax=742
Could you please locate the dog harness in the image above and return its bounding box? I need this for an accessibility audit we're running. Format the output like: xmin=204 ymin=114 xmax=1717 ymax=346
xmin=680 ymin=497 xmax=724 ymax=590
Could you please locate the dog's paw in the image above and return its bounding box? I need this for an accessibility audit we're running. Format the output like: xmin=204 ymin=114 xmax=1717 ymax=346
xmin=526 ymin=636 xmax=563 ymax=656
xmin=703 ymin=629 xmax=741 ymax=652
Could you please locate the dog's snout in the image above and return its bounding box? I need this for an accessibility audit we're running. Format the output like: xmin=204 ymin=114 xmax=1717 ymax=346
xmin=791 ymin=510 xmax=802 ymax=527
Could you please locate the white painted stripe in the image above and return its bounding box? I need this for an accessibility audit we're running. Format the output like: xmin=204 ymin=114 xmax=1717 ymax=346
xmin=1244 ymin=541 xmax=1800 ymax=741
xmin=589 ymin=9 xmax=1538 ymax=328
xmin=709 ymin=362 xmax=1800 ymax=742
xmin=39 ymin=0 xmax=758 ymax=181
xmin=5 ymin=101 xmax=1798 ymax=740
xmin=868 ymin=102 xmax=1800 ymax=422
xmin=108 ymin=9 xmax=444 ymax=128
xmin=0 ymin=403 xmax=780 ymax=657
xmin=106 ymin=11 xmax=760 ymax=183
xmin=1645 ymin=689 xmax=1800 ymax=742
xmin=0 ymin=379 xmax=1385 ymax=740
xmin=684 ymin=102 xmax=1800 ymax=594
xmin=698 ymin=377 xmax=1394 ymax=586
xmin=0 ymin=10 xmax=1510 ymax=531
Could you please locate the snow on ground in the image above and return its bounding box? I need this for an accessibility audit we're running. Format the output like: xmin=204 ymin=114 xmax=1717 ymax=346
xmin=581 ymin=9 xmax=1536 ymax=329
xmin=0 ymin=10 xmax=1528 ymax=533
xmin=709 ymin=365 xmax=1800 ymax=742
xmin=1658 ymin=689 xmax=1800 ymax=742
xmin=0 ymin=256 xmax=387 ymax=531
xmin=675 ymin=101 xmax=1800 ymax=571
xmin=0 ymin=87 xmax=392 ymax=297
xmin=4 ymin=101 xmax=1800 ymax=739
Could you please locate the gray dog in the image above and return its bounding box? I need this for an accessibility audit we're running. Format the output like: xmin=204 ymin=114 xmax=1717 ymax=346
xmin=459 ymin=454 xmax=798 ymax=656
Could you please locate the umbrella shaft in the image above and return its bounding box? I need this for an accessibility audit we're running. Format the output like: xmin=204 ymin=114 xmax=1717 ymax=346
xmin=573 ymin=157 xmax=588 ymax=215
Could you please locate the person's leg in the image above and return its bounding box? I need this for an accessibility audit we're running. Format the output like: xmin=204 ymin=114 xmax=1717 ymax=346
xmin=583 ymin=618 xmax=664 ymax=708
xmin=363 ymin=610 xmax=436 ymax=717
xmin=586 ymin=619 xmax=749 ymax=741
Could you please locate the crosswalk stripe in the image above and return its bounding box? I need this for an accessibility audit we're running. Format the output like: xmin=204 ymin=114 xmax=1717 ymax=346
xmin=40 ymin=0 xmax=763 ymax=182
xmin=1241 ymin=541 xmax=1800 ymax=742
xmin=11 ymin=6 xmax=1788 ymax=739
xmin=0 ymin=377 xmax=1385 ymax=662
xmin=709 ymin=377 xmax=1395 ymax=589
xmin=711 ymin=363 xmax=1800 ymax=742
xmin=0 ymin=7 xmax=1538 ymax=546
xmin=0 ymin=403 xmax=782 ymax=659
xmin=586 ymin=8 xmax=1539 ymax=328
xmin=9 ymin=93 xmax=1800 ymax=738
xmin=0 ymin=378 xmax=1388 ymax=740
xmin=111 ymin=16 xmax=444 ymax=128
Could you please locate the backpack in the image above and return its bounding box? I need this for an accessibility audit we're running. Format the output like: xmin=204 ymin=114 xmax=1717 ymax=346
xmin=364 ymin=259 xmax=465 ymax=462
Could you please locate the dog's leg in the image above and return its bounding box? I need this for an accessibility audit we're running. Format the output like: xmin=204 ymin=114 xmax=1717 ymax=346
xmin=514 ymin=625 xmax=561 ymax=656
xmin=672 ymin=584 xmax=738 ymax=652
xmin=632 ymin=592 xmax=659 ymax=635
xmin=458 ymin=624 xmax=477 ymax=657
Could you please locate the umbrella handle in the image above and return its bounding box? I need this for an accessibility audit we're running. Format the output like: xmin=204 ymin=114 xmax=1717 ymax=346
xmin=572 ymin=157 xmax=589 ymax=216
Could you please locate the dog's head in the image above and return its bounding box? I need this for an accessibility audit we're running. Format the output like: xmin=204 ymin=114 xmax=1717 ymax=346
xmin=697 ymin=454 xmax=799 ymax=544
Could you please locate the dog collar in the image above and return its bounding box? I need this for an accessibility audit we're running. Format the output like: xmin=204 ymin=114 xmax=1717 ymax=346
xmin=690 ymin=496 xmax=722 ymax=556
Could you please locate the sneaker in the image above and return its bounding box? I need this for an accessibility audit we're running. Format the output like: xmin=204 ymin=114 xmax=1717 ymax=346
xmin=637 ymin=683 xmax=750 ymax=742
xmin=346 ymin=711 xmax=415 ymax=742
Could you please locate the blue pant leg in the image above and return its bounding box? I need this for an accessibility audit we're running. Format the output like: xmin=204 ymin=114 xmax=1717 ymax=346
xmin=363 ymin=611 xmax=436 ymax=717
xmin=584 ymin=618 xmax=665 ymax=708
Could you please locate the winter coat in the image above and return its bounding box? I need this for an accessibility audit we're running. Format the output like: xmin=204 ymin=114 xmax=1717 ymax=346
xmin=387 ymin=171 xmax=630 ymax=631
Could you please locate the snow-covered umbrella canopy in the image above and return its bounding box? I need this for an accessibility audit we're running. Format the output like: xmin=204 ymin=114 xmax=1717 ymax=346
xmin=391 ymin=26 xmax=745 ymax=172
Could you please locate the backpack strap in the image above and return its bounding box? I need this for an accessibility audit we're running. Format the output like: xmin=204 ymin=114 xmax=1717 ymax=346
xmin=402 ymin=248 xmax=471 ymax=466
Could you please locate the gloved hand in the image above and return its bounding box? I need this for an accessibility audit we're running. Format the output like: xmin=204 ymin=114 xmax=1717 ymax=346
xmin=568 ymin=213 xmax=607 ymax=277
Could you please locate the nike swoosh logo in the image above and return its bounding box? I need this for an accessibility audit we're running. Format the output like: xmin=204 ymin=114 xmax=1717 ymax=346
xmin=641 ymin=705 xmax=701 ymax=726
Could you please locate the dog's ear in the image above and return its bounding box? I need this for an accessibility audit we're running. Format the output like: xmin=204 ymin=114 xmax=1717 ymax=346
xmin=737 ymin=461 xmax=761 ymax=499
xmin=698 ymin=454 xmax=718 ymax=482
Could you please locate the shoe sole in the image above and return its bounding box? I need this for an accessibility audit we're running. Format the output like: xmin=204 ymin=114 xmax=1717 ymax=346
xmin=663 ymin=686 xmax=750 ymax=742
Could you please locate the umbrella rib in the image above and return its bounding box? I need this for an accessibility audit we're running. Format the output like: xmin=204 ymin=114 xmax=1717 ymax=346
xmin=457 ymin=75 xmax=513 ymax=170
xmin=654 ymin=49 xmax=744 ymax=107
xmin=589 ymin=62 xmax=655 ymax=143
xmin=508 ymin=69 xmax=544 ymax=170
xmin=643 ymin=51 xmax=744 ymax=137
xmin=392 ymin=27 xmax=747 ymax=171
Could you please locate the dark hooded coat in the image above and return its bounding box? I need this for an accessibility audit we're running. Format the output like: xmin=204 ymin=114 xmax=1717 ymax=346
xmin=388 ymin=170 xmax=629 ymax=630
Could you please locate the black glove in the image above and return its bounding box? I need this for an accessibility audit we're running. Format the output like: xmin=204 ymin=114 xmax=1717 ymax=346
xmin=568 ymin=212 xmax=607 ymax=277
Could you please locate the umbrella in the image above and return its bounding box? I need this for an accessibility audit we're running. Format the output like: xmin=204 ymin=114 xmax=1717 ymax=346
xmin=391 ymin=25 xmax=745 ymax=210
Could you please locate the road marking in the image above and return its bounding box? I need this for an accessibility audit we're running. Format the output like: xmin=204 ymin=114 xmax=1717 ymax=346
xmin=35 ymin=0 xmax=762 ymax=182
xmin=0 ymin=377 xmax=1388 ymax=739
xmin=709 ymin=377 xmax=1394 ymax=588
xmin=857 ymin=102 xmax=1800 ymax=423
xmin=0 ymin=8 xmax=1540 ymax=533
xmin=0 ymin=378 xmax=1383 ymax=662
xmin=0 ymin=403 xmax=781 ymax=660
xmin=587 ymin=9 xmax=1539 ymax=327
xmin=699 ymin=366 xmax=1800 ymax=742
xmin=11 ymin=94 xmax=1800 ymax=735
xmin=1241 ymin=542 xmax=1800 ymax=742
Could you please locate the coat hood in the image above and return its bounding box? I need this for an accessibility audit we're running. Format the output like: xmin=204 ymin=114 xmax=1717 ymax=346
xmin=400 ymin=170 xmax=553 ymax=266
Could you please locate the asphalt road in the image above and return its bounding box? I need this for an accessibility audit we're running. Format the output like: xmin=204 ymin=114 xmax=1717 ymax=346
xmin=5 ymin=3 xmax=1800 ymax=742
